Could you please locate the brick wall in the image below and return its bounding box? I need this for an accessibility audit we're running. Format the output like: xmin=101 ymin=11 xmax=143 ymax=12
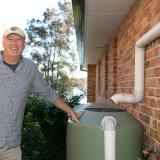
xmin=87 ymin=0 xmax=160 ymax=153
xmin=116 ymin=0 xmax=160 ymax=149
xmin=96 ymin=51 xmax=108 ymax=103
xmin=87 ymin=64 xmax=96 ymax=102
xmin=107 ymin=38 xmax=117 ymax=100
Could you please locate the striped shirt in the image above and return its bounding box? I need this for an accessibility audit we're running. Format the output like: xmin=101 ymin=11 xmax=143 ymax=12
xmin=0 ymin=53 xmax=59 ymax=148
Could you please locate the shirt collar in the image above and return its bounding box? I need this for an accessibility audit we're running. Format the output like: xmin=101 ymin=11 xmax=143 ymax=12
xmin=0 ymin=51 xmax=3 ymax=63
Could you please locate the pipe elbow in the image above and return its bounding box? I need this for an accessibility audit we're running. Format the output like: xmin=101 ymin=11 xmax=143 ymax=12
xmin=110 ymin=94 xmax=123 ymax=104
xmin=111 ymin=93 xmax=144 ymax=104
xmin=101 ymin=116 xmax=116 ymax=131
xmin=110 ymin=23 xmax=160 ymax=105
xmin=132 ymin=93 xmax=144 ymax=103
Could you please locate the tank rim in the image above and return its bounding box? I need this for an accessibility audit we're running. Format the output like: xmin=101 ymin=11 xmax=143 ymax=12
xmin=84 ymin=107 xmax=126 ymax=112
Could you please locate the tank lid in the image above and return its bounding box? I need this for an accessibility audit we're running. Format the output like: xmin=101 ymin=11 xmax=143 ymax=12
xmin=84 ymin=107 xmax=125 ymax=112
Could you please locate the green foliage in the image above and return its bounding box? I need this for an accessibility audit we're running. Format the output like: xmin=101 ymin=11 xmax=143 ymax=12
xmin=68 ymin=94 xmax=84 ymax=106
xmin=22 ymin=112 xmax=48 ymax=160
xmin=22 ymin=94 xmax=68 ymax=160
xmin=22 ymin=92 xmax=84 ymax=160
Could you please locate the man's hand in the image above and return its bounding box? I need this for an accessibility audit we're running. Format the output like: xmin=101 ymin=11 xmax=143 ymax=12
xmin=68 ymin=111 xmax=84 ymax=124
xmin=54 ymin=97 xmax=84 ymax=124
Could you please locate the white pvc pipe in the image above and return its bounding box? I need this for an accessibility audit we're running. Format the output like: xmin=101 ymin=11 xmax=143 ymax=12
xmin=111 ymin=22 xmax=160 ymax=104
xmin=101 ymin=116 xmax=117 ymax=160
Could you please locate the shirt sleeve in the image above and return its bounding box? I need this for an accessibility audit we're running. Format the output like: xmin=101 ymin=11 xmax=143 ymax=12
xmin=32 ymin=66 xmax=59 ymax=104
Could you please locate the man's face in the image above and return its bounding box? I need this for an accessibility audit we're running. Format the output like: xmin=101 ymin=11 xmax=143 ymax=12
xmin=2 ymin=33 xmax=25 ymax=58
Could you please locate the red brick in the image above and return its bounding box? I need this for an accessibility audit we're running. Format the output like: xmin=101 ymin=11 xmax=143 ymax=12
xmin=86 ymin=0 xmax=160 ymax=152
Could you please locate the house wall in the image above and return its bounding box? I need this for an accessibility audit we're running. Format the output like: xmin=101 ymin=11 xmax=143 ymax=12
xmin=94 ymin=38 xmax=118 ymax=103
xmin=87 ymin=64 xmax=96 ymax=102
xmin=87 ymin=0 xmax=160 ymax=153
xmin=95 ymin=51 xmax=108 ymax=103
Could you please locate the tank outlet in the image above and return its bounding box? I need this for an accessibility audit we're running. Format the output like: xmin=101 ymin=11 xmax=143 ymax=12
xmin=101 ymin=116 xmax=117 ymax=130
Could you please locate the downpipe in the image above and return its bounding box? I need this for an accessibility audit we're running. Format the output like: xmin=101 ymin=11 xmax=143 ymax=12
xmin=101 ymin=116 xmax=117 ymax=160
xmin=111 ymin=22 xmax=160 ymax=104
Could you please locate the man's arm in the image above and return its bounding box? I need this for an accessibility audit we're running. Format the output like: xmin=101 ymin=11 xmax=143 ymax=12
xmin=54 ymin=97 xmax=83 ymax=124
xmin=32 ymin=66 xmax=83 ymax=123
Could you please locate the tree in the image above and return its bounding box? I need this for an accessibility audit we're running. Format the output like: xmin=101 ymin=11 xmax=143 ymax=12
xmin=22 ymin=110 xmax=48 ymax=160
xmin=22 ymin=94 xmax=68 ymax=160
xmin=22 ymin=2 xmax=85 ymax=160
xmin=25 ymin=1 xmax=77 ymax=94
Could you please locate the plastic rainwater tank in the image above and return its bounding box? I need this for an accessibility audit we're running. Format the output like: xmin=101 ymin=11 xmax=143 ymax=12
xmin=66 ymin=103 xmax=144 ymax=160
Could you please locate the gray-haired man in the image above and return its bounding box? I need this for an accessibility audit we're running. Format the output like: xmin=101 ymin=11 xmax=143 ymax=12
xmin=0 ymin=26 xmax=82 ymax=160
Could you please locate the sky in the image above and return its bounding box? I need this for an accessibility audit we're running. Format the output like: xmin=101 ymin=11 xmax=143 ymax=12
xmin=0 ymin=0 xmax=59 ymax=42
xmin=0 ymin=0 xmax=87 ymax=78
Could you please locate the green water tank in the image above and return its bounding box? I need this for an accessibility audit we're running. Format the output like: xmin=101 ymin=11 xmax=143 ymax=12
xmin=66 ymin=103 xmax=144 ymax=160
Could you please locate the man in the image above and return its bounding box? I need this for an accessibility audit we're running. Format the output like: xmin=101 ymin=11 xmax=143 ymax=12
xmin=0 ymin=26 xmax=82 ymax=160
